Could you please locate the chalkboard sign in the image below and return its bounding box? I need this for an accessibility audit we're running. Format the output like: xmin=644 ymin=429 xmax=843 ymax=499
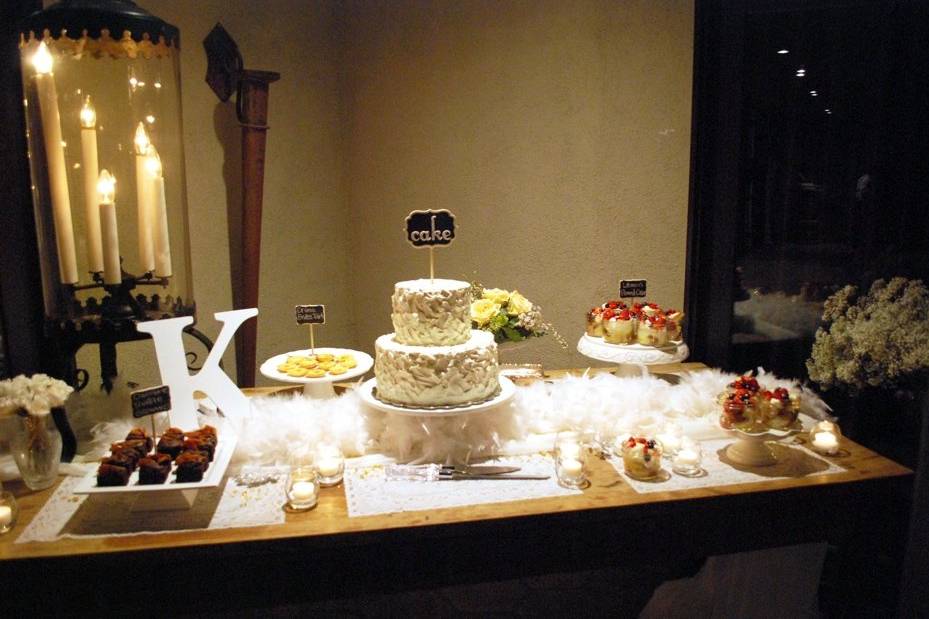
xmin=296 ymin=304 xmax=326 ymax=325
xmin=405 ymin=209 xmax=456 ymax=247
xmin=131 ymin=385 xmax=172 ymax=419
xmin=619 ymin=279 xmax=647 ymax=298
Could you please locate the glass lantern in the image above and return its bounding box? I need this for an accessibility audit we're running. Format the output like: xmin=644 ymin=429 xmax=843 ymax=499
xmin=17 ymin=1 xmax=201 ymax=395
xmin=18 ymin=1 xmax=194 ymax=327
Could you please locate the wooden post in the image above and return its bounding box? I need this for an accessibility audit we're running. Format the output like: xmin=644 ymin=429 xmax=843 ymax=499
xmin=203 ymin=24 xmax=279 ymax=388
xmin=234 ymin=69 xmax=279 ymax=387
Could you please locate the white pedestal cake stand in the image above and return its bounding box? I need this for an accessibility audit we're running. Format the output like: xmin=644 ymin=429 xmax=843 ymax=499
xmin=260 ymin=347 xmax=374 ymax=398
xmin=359 ymin=376 xmax=516 ymax=417
xmin=576 ymin=334 xmax=689 ymax=377
xmin=720 ymin=422 xmax=802 ymax=467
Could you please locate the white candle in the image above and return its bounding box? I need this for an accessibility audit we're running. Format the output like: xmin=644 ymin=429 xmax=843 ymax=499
xmin=673 ymin=448 xmax=700 ymax=468
xmin=290 ymin=480 xmax=317 ymax=502
xmin=134 ymin=123 xmax=155 ymax=273
xmin=812 ymin=431 xmax=839 ymax=454
xmin=146 ymin=148 xmax=172 ymax=277
xmin=32 ymin=42 xmax=78 ymax=284
xmin=656 ymin=432 xmax=682 ymax=453
xmin=317 ymin=457 xmax=342 ymax=478
xmin=79 ymin=97 xmax=103 ymax=273
xmin=97 ymin=170 xmax=121 ymax=285
xmin=559 ymin=458 xmax=583 ymax=479
xmin=559 ymin=441 xmax=581 ymax=461
xmin=0 ymin=505 xmax=12 ymax=528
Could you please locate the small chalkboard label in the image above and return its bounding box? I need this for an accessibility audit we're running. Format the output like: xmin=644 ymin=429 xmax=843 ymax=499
xmin=405 ymin=209 xmax=456 ymax=247
xmin=131 ymin=385 xmax=171 ymax=419
xmin=620 ymin=279 xmax=647 ymax=298
xmin=296 ymin=304 xmax=326 ymax=325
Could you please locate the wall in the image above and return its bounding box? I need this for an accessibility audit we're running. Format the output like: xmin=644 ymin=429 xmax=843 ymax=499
xmin=74 ymin=0 xmax=694 ymax=390
xmin=343 ymin=0 xmax=694 ymax=367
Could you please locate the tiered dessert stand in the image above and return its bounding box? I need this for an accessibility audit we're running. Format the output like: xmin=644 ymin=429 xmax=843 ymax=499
xmin=260 ymin=347 xmax=374 ymax=398
xmin=576 ymin=335 xmax=689 ymax=376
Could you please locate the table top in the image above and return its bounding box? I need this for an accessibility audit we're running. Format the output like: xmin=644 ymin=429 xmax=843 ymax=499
xmin=0 ymin=363 xmax=912 ymax=562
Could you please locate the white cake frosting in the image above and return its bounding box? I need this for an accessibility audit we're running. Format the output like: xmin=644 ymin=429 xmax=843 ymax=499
xmin=375 ymin=330 xmax=499 ymax=406
xmin=391 ymin=279 xmax=471 ymax=346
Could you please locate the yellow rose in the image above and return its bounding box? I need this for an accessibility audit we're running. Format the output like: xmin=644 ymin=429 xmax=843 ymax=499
xmin=506 ymin=291 xmax=533 ymax=315
xmin=482 ymin=288 xmax=510 ymax=305
xmin=470 ymin=299 xmax=501 ymax=326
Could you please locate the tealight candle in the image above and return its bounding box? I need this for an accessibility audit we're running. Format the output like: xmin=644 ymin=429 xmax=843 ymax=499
xmin=290 ymin=481 xmax=316 ymax=502
xmin=317 ymin=457 xmax=342 ymax=479
xmin=0 ymin=492 xmax=18 ymax=534
xmin=285 ymin=467 xmax=319 ymax=511
xmin=315 ymin=443 xmax=345 ymax=487
xmin=559 ymin=458 xmax=583 ymax=479
xmin=554 ymin=431 xmax=588 ymax=489
xmin=811 ymin=431 xmax=839 ymax=455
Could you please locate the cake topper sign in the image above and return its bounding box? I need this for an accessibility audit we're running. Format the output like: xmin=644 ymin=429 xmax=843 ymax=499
xmin=405 ymin=209 xmax=456 ymax=282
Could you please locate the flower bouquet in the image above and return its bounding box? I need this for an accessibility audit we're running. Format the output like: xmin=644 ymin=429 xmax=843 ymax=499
xmin=807 ymin=277 xmax=929 ymax=393
xmin=469 ymin=284 xmax=564 ymax=346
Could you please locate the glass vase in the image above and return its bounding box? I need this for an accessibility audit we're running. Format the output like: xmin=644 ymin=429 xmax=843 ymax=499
xmin=10 ymin=410 xmax=63 ymax=491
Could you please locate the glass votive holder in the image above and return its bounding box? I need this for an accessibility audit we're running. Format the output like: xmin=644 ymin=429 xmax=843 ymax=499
xmin=554 ymin=431 xmax=588 ymax=489
xmin=0 ymin=491 xmax=20 ymax=534
xmin=671 ymin=438 xmax=703 ymax=477
xmin=620 ymin=436 xmax=664 ymax=480
xmin=808 ymin=420 xmax=842 ymax=455
xmin=655 ymin=422 xmax=683 ymax=456
xmin=315 ymin=443 xmax=345 ymax=487
xmin=286 ymin=466 xmax=319 ymax=511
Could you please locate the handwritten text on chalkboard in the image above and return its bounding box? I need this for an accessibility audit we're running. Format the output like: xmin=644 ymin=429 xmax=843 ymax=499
xmin=296 ymin=304 xmax=326 ymax=325
xmin=131 ymin=385 xmax=172 ymax=418
xmin=406 ymin=209 xmax=456 ymax=247
xmin=620 ymin=279 xmax=647 ymax=298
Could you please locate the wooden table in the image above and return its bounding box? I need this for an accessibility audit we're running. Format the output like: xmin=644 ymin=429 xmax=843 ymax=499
xmin=0 ymin=364 xmax=912 ymax=614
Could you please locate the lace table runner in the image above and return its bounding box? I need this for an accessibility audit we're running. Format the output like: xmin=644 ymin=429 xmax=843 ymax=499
xmin=17 ymin=466 xmax=287 ymax=543
xmin=344 ymin=454 xmax=579 ymax=518
xmin=608 ymin=438 xmax=846 ymax=494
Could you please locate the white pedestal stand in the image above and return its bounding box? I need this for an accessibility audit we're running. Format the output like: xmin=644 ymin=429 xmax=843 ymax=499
xmin=576 ymin=334 xmax=689 ymax=376
xmin=259 ymin=348 xmax=374 ymax=398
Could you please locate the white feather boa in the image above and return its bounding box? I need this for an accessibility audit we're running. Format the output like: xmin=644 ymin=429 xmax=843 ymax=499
xmin=85 ymin=368 xmax=832 ymax=465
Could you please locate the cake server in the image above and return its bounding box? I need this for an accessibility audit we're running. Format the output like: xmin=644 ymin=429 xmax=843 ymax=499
xmin=385 ymin=463 xmax=523 ymax=481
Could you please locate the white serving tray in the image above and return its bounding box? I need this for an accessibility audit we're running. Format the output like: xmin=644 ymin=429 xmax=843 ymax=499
xmin=73 ymin=434 xmax=237 ymax=495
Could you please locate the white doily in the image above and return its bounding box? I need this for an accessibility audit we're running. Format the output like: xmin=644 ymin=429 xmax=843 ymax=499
xmin=608 ymin=438 xmax=846 ymax=494
xmin=16 ymin=466 xmax=287 ymax=543
xmin=344 ymin=454 xmax=579 ymax=518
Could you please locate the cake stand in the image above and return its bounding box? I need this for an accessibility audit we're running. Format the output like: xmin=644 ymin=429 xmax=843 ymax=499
xmin=358 ymin=376 xmax=516 ymax=417
xmin=260 ymin=347 xmax=374 ymax=398
xmin=576 ymin=334 xmax=689 ymax=376
xmin=720 ymin=421 xmax=802 ymax=467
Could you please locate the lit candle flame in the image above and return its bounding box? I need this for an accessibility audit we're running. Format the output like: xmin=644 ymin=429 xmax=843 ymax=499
xmin=144 ymin=146 xmax=162 ymax=178
xmin=80 ymin=96 xmax=96 ymax=128
xmin=32 ymin=41 xmax=54 ymax=75
xmin=97 ymin=169 xmax=116 ymax=205
xmin=133 ymin=122 xmax=150 ymax=155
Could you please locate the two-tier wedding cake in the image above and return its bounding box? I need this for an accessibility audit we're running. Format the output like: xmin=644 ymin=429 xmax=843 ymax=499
xmin=374 ymin=279 xmax=500 ymax=406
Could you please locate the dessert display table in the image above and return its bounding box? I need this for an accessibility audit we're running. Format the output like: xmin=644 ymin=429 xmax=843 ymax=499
xmin=0 ymin=364 xmax=912 ymax=615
